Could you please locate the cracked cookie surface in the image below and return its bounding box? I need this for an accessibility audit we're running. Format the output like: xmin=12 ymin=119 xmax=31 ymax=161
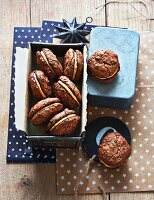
xmin=28 ymin=70 xmax=52 ymax=100
xmin=29 ymin=97 xmax=63 ymax=125
xmin=48 ymin=108 xmax=80 ymax=136
xmin=53 ymin=76 xmax=81 ymax=108
xmin=64 ymin=48 xmax=84 ymax=82
xmin=36 ymin=48 xmax=63 ymax=80
xmin=98 ymin=132 xmax=131 ymax=168
xmin=88 ymin=50 xmax=120 ymax=83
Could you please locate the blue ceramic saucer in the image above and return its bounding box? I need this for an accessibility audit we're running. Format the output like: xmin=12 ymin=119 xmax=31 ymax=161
xmin=82 ymin=116 xmax=131 ymax=162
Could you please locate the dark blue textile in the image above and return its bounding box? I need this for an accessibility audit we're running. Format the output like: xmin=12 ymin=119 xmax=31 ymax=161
xmin=7 ymin=20 xmax=95 ymax=163
xmin=7 ymin=27 xmax=56 ymax=163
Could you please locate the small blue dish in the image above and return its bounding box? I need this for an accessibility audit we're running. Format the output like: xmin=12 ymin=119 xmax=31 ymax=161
xmin=87 ymin=27 xmax=140 ymax=109
xmin=82 ymin=117 xmax=131 ymax=162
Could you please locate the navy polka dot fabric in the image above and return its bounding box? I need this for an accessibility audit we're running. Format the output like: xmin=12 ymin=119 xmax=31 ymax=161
xmin=7 ymin=20 xmax=94 ymax=163
xmin=7 ymin=27 xmax=56 ymax=163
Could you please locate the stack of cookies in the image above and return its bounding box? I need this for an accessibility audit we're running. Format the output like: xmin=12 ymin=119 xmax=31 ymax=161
xmin=28 ymin=48 xmax=84 ymax=136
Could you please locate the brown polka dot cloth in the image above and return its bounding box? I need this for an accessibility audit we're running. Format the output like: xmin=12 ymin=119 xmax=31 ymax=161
xmin=56 ymin=32 xmax=154 ymax=194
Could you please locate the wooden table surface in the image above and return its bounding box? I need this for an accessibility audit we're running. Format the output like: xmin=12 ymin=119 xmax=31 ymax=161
xmin=0 ymin=0 xmax=154 ymax=199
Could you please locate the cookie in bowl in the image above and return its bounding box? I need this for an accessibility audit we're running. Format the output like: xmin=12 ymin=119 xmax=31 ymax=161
xmin=64 ymin=48 xmax=84 ymax=82
xmin=28 ymin=70 xmax=52 ymax=100
xmin=98 ymin=132 xmax=131 ymax=168
xmin=53 ymin=75 xmax=81 ymax=109
xmin=88 ymin=50 xmax=120 ymax=83
xmin=48 ymin=108 xmax=80 ymax=136
xmin=36 ymin=48 xmax=63 ymax=80
xmin=28 ymin=98 xmax=64 ymax=125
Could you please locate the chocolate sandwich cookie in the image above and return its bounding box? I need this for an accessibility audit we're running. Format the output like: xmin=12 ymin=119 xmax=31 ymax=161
xmin=88 ymin=50 xmax=120 ymax=83
xmin=64 ymin=48 xmax=84 ymax=82
xmin=53 ymin=76 xmax=81 ymax=108
xmin=48 ymin=108 xmax=80 ymax=136
xmin=36 ymin=48 xmax=63 ymax=80
xmin=29 ymin=97 xmax=63 ymax=125
xmin=98 ymin=132 xmax=131 ymax=168
xmin=28 ymin=70 xmax=52 ymax=100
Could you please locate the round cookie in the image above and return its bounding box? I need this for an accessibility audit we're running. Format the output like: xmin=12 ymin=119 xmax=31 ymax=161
xmin=36 ymin=48 xmax=63 ymax=80
xmin=88 ymin=50 xmax=120 ymax=83
xmin=29 ymin=98 xmax=63 ymax=125
xmin=48 ymin=108 xmax=80 ymax=136
xmin=53 ymin=75 xmax=81 ymax=109
xmin=28 ymin=70 xmax=52 ymax=100
xmin=98 ymin=132 xmax=131 ymax=168
xmin=63 ymin=48 xmax=84 ymax=82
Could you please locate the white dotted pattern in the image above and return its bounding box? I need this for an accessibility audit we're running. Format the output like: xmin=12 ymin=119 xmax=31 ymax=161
xmin=8 ymin=20 xmax=93 ymax=163
xmin=56 ymin=32 xmax=154 ymax=194
xmin=7 ymin=26 xmax=58 ymax=163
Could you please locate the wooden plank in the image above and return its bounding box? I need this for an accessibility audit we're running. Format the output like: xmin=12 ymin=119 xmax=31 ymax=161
xmin=105 ymin=0 xmax=154 ymax=31
xmin=30 ymin=0 xmax=106 ymax=27
xmin=1 ymin=161 xmax=154 ymax=200
xmin=150 ymin=0 xmax=154 ymax=30
xmin=0 ymin=0 xmax=30 ymax=200
xmin=0 ymin=0 xmax=30 ymax=164
xmin=0 ymin=0 xmax=153 ymax=200
xmin=1 ymin=165 xmax=153 ymax=200
xmin=0 ymin=163 xmax=109 ymax=200
xmin=105 ymin=0 xmax=154 ymax=200
xmin=110 ymin=193 xmax=154 ymax=200
xmin=30 ymin=1 xmax=108 ymax=199
xmin=0 ymin=0 xmax=107 ymax=200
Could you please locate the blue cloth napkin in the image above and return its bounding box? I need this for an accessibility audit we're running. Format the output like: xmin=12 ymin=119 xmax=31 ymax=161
xmin=7 ymin=27 xmax=56 ymax=163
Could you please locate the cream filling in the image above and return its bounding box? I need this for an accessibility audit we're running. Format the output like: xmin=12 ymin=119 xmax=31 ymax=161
xmin=99 ymin=158 xmax=124 ymax=168
xmin=34 ymin=72 xmax=46 ymax=98
xmin=40 ymin=51 xmax=56 ymax=76
xmin=99 ymin=158 xmax=115 ymax=168
xmin=72 ymin=51 xmax=78 ymax=80
xmin=58 ymin=80 xmax=79 ymax=105
xmin=49 ymin=114 xmax=76 ymax=131
xmin=94 ymin=67 xmax=119 ymax=80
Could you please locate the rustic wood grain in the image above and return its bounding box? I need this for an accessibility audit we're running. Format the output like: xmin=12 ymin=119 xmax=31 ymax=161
xmin=105 ymin=0 xmax=154 ymax=31
xmin=1 ymin=164 xmax=108 ymax=200
xmin=30 ymin=1 xmax=108 ymax=199
xmin=30 ymin=0 xmax=106 ymax=27
xmin=105 ymin=0 xmax=154 ymax=200
xmin=0 ymin=0 xmax=154 ymax=200
xmin=110 ymin=193 xmax=154 ymax=200
xmin=0 ymin=0 xmax=30 ymax=164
